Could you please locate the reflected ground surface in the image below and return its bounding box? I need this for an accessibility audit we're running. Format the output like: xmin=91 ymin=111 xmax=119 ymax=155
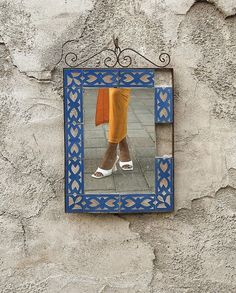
xmin=84 ymin=88 xmax=155 ymax=194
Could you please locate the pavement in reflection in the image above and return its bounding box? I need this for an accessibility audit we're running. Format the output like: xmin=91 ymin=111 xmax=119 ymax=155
xmin=84 ymin=88 xmax=155 ymax=194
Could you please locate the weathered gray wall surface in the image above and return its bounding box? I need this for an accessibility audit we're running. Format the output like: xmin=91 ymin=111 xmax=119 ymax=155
xmin=0 ymin=0 xmax=236 ymax=292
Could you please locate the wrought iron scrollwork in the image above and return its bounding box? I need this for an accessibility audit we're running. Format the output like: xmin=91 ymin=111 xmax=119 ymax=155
xmin=63 ymin=36 xmax=171 ymax=68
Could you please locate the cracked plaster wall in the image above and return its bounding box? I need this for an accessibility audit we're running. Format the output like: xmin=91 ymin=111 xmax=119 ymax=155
xmin=0 ymin=0 xmax=235 ymax=292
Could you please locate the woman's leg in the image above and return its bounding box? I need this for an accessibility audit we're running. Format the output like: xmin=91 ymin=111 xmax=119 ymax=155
xmin=93 ymin=142 xmax=118 ymax=177
xmin=92 ymin=88 xmax=131 ymax=177
xmin=119 ymin=137 xmax=131 ymax=162
xmin=108 ymin=88 xmax=132 ymax=168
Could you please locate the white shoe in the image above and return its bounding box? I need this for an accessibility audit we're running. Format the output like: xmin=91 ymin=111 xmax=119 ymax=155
xmin=119 ymin=159 xmax=133 ymax=171
xmin=91 ymin=155 xmax=119 ymax=179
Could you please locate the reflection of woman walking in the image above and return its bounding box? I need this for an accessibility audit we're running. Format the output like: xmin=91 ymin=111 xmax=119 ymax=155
xmin=92 ymin=88 xmax=133 ymax=178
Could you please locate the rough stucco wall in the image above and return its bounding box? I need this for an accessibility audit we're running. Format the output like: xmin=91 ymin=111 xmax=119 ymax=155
xmin=0 ymin=0 xmax=235 ymax=292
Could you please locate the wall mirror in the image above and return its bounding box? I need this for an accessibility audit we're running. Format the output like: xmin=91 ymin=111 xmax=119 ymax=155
xmin=63 ymin=39 xmax=174 ymax=213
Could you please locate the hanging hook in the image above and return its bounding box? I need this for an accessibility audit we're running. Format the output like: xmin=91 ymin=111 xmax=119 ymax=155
xmin=113 ymin=35 xmax=119 ymax=50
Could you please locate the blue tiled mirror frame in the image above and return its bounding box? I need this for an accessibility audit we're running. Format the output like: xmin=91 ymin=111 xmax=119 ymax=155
xmin=63 ymin=68 xmax=174 ymax=213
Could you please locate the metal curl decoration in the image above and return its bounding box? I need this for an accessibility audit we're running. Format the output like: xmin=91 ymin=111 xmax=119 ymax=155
xmin=63 ymin=36 xmax=171 ymax=68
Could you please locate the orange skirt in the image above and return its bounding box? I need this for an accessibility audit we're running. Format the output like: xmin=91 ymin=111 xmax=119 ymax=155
xmin=95 ymin=88 xmax=131 ymax=143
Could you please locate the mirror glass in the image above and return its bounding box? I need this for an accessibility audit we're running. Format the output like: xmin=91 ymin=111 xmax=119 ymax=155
xmin=83 ymin=88 xmax=155 ymax=194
